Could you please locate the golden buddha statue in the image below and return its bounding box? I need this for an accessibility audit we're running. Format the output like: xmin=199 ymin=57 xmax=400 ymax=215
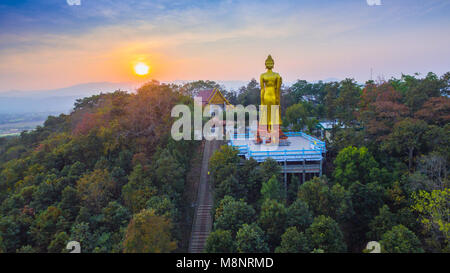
xmin=257 ymin=55 xmax=287 ymax=144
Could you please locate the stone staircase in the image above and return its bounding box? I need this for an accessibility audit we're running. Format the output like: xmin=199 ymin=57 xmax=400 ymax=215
xmin=188 ymin=140 xmax=220 ymax=253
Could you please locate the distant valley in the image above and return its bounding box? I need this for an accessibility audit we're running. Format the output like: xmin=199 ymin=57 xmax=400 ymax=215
xmin=0 ymin=82 xmax=136 ymax=136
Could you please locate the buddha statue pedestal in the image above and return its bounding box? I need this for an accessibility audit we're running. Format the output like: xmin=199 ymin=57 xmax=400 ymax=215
xmin=255 ymin=124 xmax=288 ymax=145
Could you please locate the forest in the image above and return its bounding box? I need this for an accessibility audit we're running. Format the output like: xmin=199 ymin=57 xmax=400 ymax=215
xmin=208 ymin=72 xmax=449 ymax=253
xmin=0 ymin=72 xmax=448 ymax=253
xmin=0 ymin=81 xmax=199 ymax=253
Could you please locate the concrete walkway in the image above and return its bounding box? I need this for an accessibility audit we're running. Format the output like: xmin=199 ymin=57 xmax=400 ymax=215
xmin=188 ymin=140 xmax=221 ymax=253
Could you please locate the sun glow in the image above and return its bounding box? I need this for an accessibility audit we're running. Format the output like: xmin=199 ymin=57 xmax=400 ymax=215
xmin=134 ymin=62 xmax=149 ymax=76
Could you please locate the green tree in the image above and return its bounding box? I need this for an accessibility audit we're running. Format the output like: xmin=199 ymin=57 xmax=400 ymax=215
xmin=348 ymin=182 xmax=384 ymax=251
xmin=401 ymin=72 xmax=444 ymax=113
xmin=30 ymin=206 xmax=67 ymax=251
xmin=0 ymin=216 xmax=21 ymax=252
xmin=328 ymin=183 xmax=355 ymax=223
xmin=236 ymin=224 xmax=269 ymax=253
xmin=70 ymin=222 xmax=94 ymax=252
xmin=60 ymin=186 xmax=80 ymax=221
xmin=380 ymin=225 xmax=424 ymax=253
xmin=236 ymin=79 xmax=260 ymax=106
xmin=209 ymin=145 xmax=241 ymax=201
xmin=30 ymin=175 xmax=62 ymax=212
xmin=259 ymin=158 xmax=281 ymax=184
xmin=153 ymin=148 xmax=185 ymax=194
xmin=367 ymin=205 xmax=398 ymax=241
xmin=68 ymin=161 xmax=86 ymax=181
xmin=215 ymin=175 xmax=242 ymax=202
xmin=48 ymin=232 xmax=69 ymax=253
xmin=76 ymin=169 xmax=117 ymax=214
xmin=333 ymin=146 xmax=381 ymax=187
xmin=412 ymin=189 xmax=450 ymax=249
xmin=286 ymin=199 xmax=313 ymax=232
xmin=214 ymin=196 xmax=255 ymax=235
xmin=123 ymin=209 xmax=177 ymax=253
xmin=324 ymin=82 xmax=340 ymax=120
xmin=238 ymin=158 xmax=262 ymax=204
xmin=122 ymin=164 xmax=157 ymax=213
xmin=101 ymin=201 xmax=131 ymax=233
xmin=258 ymin=199 xmax=287 ymax=249
xmin=284 ymin=102 xmax=318 ymax=132
xmin=209 ymin=145 xmax=240 ymax=177
xmin=204 ymin=229 xmax=235 ymax=253
xmin=275 ymin=227 xmax=310 ymax=253
xmin=290 ymin=80 xmax=327 ymax=106
xmin=260 ymin=175 xmax=283 ymax=202
xmin=181 ymin=80 xmax=223 ymax=97
xmin=306 ymin=215 xmax=347 ymax=253
xmin=146 ymin=195 xmax=177 ymax=223
xmin=297 ymin=177 xmax=353 ymax=224
xmin=425 ymin=124 xmax=450 ymax=163
xmin=335 ymin=78 xmax=361 ymax=125
xmin=16 ymin=245 xmax=36 ymax=253
xmin=382 ymin=118 xmax=428 ymax=171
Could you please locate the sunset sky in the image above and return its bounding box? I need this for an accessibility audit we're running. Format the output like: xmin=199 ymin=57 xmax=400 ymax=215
xmin=0 ymin=0 xmax=449 ymax=91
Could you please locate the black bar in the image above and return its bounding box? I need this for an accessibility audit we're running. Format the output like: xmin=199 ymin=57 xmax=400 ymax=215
xmin=2 ymin=253 xmax=445 ymax=272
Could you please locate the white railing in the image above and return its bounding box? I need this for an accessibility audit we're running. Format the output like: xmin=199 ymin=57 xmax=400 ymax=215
xmin=228 ymin=131 xmax=326 ymax=161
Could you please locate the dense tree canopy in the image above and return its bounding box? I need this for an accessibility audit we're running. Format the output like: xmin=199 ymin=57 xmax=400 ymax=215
xmin=305 ymin=215 xmax=347 ymax=253
xmin=380 ymin=225 xmax=424 ymax=253
xmin=275 ymin=226 xmax=310 ymax=253
xmin=236 ymin=224 xmax=269 ymax=253
xmin=204 ymin=229 xmax=235 ymax=253
xmin=123 ymin=209 xmax=176 ymax=253
xmin=0 ymin=72 xmax=448 ymax=253
xmin=213 ymin=196 xmax=255 ymax=235
xmin=0 ymin=81 xmax=199 ymax=253
xmin=206 ymin=72 xmax=448 ymax=253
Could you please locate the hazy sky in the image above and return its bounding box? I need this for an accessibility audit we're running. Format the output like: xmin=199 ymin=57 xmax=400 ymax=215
xmin=0 ymin=0 xmax=449 ymax=91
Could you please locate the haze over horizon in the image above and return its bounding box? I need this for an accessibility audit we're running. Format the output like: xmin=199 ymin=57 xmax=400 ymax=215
xmin=1 ymin=0 xmax=449 ymax=92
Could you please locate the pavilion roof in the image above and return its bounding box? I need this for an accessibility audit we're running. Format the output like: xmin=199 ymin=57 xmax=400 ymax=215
xmin=197 ymin=89 xmax=215 ymax=106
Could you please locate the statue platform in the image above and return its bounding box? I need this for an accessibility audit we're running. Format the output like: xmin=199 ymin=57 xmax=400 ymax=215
xmin=229 ymin=131 xmax=325 ymax=163
xmin=228 ymin=131 xmax=326 ymax=183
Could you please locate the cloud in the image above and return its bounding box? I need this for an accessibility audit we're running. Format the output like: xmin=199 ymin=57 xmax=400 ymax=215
xmin=0 ymin=0 xmax=449 ymax=91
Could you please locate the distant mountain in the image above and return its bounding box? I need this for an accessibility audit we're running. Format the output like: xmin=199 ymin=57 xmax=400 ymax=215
xmin=0 ymin=82 xmax=136 ymax=114
xmin=167 ymin=80 xmax=249 ymax=91
xmin=0 ymin=82 xmax=136 ymax=98
xmin=216 ymin=80 xmax=250 ymax=90
xmin=322 ymin=77 xmax=341 ymax=83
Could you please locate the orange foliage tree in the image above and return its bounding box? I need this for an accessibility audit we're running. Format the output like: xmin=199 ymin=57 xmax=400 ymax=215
xmin=415 ymin=97 xmax=450 ymax=126
xmin=123 ymin=209 xmax=177 ymax=253
xmin=359 ymin=82 xmax=409 ymax=142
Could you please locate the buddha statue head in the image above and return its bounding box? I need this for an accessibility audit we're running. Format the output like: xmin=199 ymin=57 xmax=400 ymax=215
xmin=265 ymin=55 xmax=274 ymax=70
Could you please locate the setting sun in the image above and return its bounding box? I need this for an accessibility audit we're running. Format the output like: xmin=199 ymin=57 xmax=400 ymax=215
xmin=134 ymin=62 xmax=149 ymax=76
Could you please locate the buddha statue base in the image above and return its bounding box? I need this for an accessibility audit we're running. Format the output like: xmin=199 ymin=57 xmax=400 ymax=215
xmin=255 ymin=123 xmax=288 ymax=145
